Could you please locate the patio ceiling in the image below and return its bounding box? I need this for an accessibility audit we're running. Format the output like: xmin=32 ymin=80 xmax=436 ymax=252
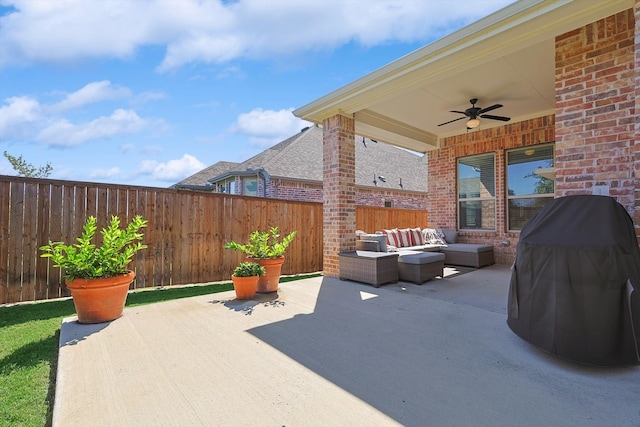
xmin=294 ymin=0 xmax=633 ymax=154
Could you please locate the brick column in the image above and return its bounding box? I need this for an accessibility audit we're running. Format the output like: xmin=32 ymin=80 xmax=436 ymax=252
xmin=635 ymin=0 xmax=640 ymax=241
xmin=322 ymin=114 xmax=356 ymax=277
xmin=555 ymin=9 xmax=636 ymax=216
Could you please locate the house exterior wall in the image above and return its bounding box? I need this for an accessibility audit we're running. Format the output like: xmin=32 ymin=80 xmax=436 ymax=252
xmin=555 ymin=8 xmax=636 ymax=215
xmin=264 ymin=178 xmax=428 ymax=210
xmin=427 ymin=6 xmax=639 ymax=265
xmin=267 ymin=180 xmax=324 ymax=201
xmin=635 ymin=0 xmax=640 ymax=239
xmin=428 ymin=115 xmax=556 ymax=264
xmin=356 ymin=188 xmax=428 ymax=210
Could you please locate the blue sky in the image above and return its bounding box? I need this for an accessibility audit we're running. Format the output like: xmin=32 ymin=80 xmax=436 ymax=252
xmin=0 ymin=0 xmax=514 ymax=188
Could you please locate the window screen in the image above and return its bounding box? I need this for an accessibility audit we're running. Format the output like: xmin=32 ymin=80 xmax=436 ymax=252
xmin=506 ymin=144 xmax=554 ymax=230
xmin=458 ymin=153 xmax=495 ymax=230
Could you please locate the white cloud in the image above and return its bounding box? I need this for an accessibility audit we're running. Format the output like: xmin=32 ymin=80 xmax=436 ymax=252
xmin=0 ymin=0 xmax=515 ymax=70
xmin=90 ymin=167 xmax=120 ymax=179
xmin=0 ymin=95 xmax=42 ymax=140
xmin=37 ymin=109 xmax=151 ymax=147
xmin=233 ymin=107 xmax=312 ymax=147
xmin=0 ymin=81 xmax=164 ymax=146
xmin=50 ymin=80 xmax=131 ymax=113
xmin=139 ymin=154 xmax=205 ymax=182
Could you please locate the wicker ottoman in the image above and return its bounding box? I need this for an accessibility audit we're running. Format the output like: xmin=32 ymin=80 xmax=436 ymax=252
xmin=440 ymin=244 xmax=494 ymax=268
xmin=339 ymin=251 xmax=399 ymax=287
xmin=398 ymin=251 xmax=445 ymax=284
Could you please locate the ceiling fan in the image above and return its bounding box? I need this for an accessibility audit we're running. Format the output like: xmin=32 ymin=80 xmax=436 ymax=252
xmin=437 ymin=98 xmax=510 ymax=129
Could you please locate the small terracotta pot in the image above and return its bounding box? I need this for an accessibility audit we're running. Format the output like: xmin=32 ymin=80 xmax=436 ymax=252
xmin=231 ymin=275 xmax=259 ymax=299
xmin=249 ymin=256 xmax=285 ymax=293
xmin=65 ymin=271 xmax=135 ymax=324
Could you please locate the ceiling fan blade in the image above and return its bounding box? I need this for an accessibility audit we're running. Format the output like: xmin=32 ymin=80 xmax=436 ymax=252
xmin=478 ymin=104 xmax=502 ymax=114
xmin=438 ymin=116 xmax=467 ymax=126
xmin=480 ymin=114 xmax=511 ymax=122
xmin=450 ymin=110 xmax=467 ymax=115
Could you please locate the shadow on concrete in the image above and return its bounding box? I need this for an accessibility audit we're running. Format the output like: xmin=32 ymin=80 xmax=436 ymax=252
xmin=209 ymin=291 xmax=285 ymax=316
xmin=249 ymin=265 xmax=640 ymax=427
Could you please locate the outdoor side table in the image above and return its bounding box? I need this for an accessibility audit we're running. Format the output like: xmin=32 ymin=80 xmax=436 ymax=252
xmin=339 ymin=251 xmax=399 ymax=287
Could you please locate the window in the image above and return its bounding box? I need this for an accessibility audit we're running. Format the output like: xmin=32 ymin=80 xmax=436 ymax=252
xmin=243 ymin=178 xmax=257 ymax=196
xmin=458 ymin=153 xmax=495 ymax=230
xmin=216 ymin=178 xmax=235 ymax=194
xmin=506 ymin=144 xmax=554 ymax=231
xmin=384 ymin=200 xmax=393 ymax=208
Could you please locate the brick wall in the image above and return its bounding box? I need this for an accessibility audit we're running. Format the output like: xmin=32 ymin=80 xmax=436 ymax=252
xmin=555 ymin=9 xmax=636 ymax=216
xmin=264 ymin=179 xmax=427 ymax=208
xmin=322 ymin=114 xmax=356 ymax=277
xmin=356 ymin=188 xmax=428 ymax=209
xmin=635 ymin=0 xmax=640 ymax=240
xmin=428 ymin=115 xmax=556 ymax=264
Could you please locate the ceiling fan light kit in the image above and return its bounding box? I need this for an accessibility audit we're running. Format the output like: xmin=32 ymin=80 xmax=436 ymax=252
xmin=466 ymin=118 xmax=480 ymax=128
xmin=438 ymin=98 xmax=511 ymax=129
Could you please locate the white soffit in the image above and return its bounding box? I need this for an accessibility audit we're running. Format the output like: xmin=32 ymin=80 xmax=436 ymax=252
xmin=293 ymin=0 xmax=633 ymax=143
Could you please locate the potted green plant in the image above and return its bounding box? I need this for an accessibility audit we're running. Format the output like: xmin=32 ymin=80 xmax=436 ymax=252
xmin=40 ymin=215 xmax=148 ymax=324
xmin=231 ymin=262 xmax=265 ymax=299
xmin=224 ymin=227 xmax=296 ymax=293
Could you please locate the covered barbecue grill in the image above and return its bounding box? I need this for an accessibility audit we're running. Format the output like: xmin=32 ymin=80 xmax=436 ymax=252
xmin=507 ymin=195 xmax=640 ymax=366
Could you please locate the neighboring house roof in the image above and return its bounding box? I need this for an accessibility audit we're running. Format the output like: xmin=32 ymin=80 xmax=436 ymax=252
xmin=180 ymin=125 xmax=428 ymax=192
xmin=175 ymin=161 xmax=240 ymax=187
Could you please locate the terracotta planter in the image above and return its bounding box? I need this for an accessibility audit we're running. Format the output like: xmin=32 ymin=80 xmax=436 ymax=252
xmin=65 ymin=271 xmax=135 ymax=324
xmin=249 ymin=256 xmax=285 ymax=293
xmin=231 ymin=275 xmax=259 ymax=299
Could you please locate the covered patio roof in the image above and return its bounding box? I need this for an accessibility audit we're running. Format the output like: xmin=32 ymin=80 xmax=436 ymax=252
xmin=293 ymin=0 xmax=633 ymax=153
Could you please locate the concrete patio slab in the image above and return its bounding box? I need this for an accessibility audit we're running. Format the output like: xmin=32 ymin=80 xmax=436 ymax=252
xmin=53 ymin=265 xmax=640 ymax=426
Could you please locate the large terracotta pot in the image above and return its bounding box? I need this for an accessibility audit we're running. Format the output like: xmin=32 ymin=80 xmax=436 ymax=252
xmin=249 ymin=256 xmax=285 ymax=293
xmin=65 ymin=271 xmax=135 ymax=324
xmin=231 ymin=275 xmax=259 ymax=299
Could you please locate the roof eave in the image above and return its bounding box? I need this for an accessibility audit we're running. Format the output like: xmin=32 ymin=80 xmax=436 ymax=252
xmin=293 ymin=0 xmax=632 ymax=123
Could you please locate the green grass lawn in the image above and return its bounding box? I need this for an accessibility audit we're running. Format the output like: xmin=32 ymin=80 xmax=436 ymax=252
xmin=0 ymin=274 xmax=319 ymax=427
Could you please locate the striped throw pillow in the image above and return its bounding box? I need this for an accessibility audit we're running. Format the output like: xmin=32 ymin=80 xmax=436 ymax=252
xmin=409 ymin=228 xmax=425 ymax=245
xmin=397 ymin=228 xmax=413 ymax=247
xmin=381 ymin=229 xmax=401 ymax=247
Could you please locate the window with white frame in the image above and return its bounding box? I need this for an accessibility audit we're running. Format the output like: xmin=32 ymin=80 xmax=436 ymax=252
xmin=506 ymin=144 xmax=555 ymax=231
xmin=217 ymin=178 xmax=235 ymax=194
xmin=457 ymin=153 xmax=495 ymax=230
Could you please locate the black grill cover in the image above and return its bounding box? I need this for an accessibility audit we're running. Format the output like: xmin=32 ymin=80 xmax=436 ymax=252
xmin=507 ymin=195 xmax=640 ymax=366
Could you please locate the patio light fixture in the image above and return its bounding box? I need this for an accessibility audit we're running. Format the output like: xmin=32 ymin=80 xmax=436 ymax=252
xmin=466 ymin=118 xmax=480 ymax=128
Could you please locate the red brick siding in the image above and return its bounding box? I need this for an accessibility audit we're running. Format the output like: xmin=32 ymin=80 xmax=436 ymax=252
xmin=356 ymin=189 xmax=428 ymax=209
xmin=322 ymin=114 xmax=356 ymax=277
xmin=264 ymin=179 xmax=428 ymax=209
xmin=635 ymin=1 xmax=640 ymax=241
xmin=428 ymin=116 xmax=556 ymax=264
xmin=555 ymin=9 xmax=636 ymax=216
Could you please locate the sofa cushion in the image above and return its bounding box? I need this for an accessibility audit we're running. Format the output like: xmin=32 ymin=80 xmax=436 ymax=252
xmin=408 ymin=227 xmax=425 ymax=245
xmin=440 ymin=243 xmax=493 ymax=254
xmin=442 ymin=230 xmax=458 ymax=244
xmin=398 ymin=251 xmax=445 ymax=264
xmin=397 ymin=228 xmax=413 ymax=247
xmin=360 ymin=234 xmax=388 ymax=252
xmin=381 ymin=229 xmax=401 ymax=247
xmin=422 ymin=228 xmax=446 ymax=245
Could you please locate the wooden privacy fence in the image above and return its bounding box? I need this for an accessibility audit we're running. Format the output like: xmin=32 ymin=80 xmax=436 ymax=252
xmin=0 ymin=176 xmax=323 ymax=304
xmin=356 ymin=205 xmax=428 ymax=233
xmin=0 ymin=175 xmax=428 ymax=304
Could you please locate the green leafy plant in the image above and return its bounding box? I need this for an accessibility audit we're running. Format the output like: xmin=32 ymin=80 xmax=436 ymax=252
xmin=224 ymin=227 xmax=297 ymax=259
xmin=233 ymin=262 xmax=266 ymax=278
xmin=40 ymin=215 xmax=148 ymax=280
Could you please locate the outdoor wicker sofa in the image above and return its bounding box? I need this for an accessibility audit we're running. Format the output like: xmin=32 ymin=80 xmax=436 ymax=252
xmin=357 ymin=228 xmax=495 ymax=269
